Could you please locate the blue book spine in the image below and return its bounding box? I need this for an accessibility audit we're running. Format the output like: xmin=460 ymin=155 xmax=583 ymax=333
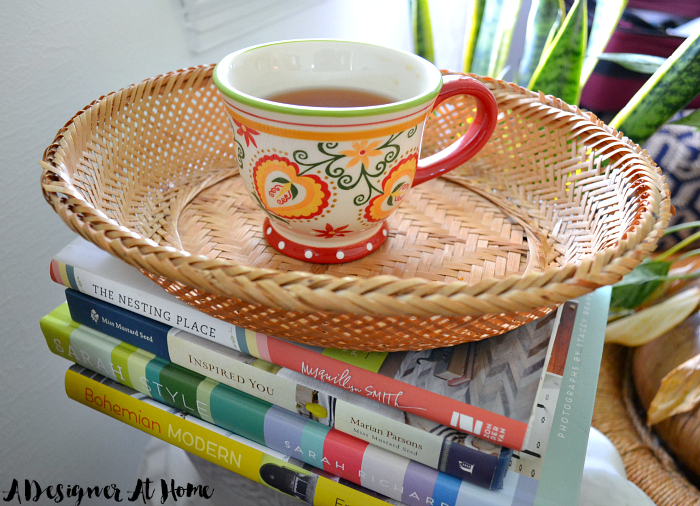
xmin=66 ymin=288 xmax=172 ymax=361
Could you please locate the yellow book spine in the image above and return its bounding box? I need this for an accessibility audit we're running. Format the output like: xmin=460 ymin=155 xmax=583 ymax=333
xmin=64 ymin=368 xmax=387 ymax=506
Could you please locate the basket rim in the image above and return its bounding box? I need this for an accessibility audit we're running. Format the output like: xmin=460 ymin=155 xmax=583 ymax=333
xmin=40 ymin=64 xmax=672 ymax=317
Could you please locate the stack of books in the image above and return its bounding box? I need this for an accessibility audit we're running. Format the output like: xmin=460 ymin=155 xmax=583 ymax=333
xmin=41 ymin=237 xmax=610 ymax=505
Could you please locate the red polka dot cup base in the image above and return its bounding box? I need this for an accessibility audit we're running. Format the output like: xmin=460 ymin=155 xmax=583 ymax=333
xmin=264 ymin=218 xmax=389 ymax=264
xmin=215 ymin=40 xmax=497 ymax=264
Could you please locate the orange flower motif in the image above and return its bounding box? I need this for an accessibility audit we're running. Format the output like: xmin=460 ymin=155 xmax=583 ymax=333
xmin=340 ymin=140 xmax=383 ymax=168
xmin=232 ymin=118 xmax=259 ymax=147
xmin=364 ymin=154 xmax=417 ymax=222
xmin=313 ymin=223 xmax=351 ymax=238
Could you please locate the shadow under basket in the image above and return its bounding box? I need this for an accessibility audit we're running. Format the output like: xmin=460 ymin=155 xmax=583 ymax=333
xmin=41 ymin=65 xmax=670 ymax=351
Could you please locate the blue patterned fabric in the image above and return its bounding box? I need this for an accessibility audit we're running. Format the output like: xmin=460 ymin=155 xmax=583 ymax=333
xmin=643 ymin=111 xmax=700 ymax=249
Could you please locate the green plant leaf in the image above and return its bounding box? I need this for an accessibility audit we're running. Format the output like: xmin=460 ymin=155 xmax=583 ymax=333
xmin=272 ymin=177 xmax=289 ymax=184
xmin=462 ymin=0 xmax=487 ymax=73
xmin=595 ymin=53 xmax=666 ymax=74
xmin=411 ymin=0 xmax=435 ymax=63
xmin=290 ymin=184 xmax=299 ymax=200
xmin=580 ymin=0 xmax=628 ymax=87
xmin=609 ymin=224 xmax=700 ymax=315
xmin=610 ymin=30 xmax=700 ymax=145
xmin=470 ymin=0 xmax=523 ymax=78
xmin=518 ymin=0 xmax=564 ymax=85
xmin=528 ymin=0 xmax=587 ymax=105
xmin=670 ymin=108 xmax=700 ymax=128
xmin=610 ymin=260 xmax=672 ymax=312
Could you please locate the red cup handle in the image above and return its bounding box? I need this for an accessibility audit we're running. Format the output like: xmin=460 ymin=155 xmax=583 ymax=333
xmin=413 ymin=75 xmax=498 ymax=186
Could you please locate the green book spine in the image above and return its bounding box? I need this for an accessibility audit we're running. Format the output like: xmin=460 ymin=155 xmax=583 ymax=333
xmin=65 ymin=365 xmax=393 ymax=506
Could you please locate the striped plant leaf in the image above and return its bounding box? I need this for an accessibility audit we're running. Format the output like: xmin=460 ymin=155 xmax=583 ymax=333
xmin=411 ymin=0 xmax=435 ymax=63
xmin=540 ymin=2 xmax=563 ymax=50
xmin=595 ymin=53 xmax=666 ymax=74
xmin=518 ymin=0 xmax=564 ymax=85
xmin=470 ymin=0 xmax=523 ymax=78
xmin=580 ymin=0 xmax=628 ymax=87
xmin=527 ymin=0 xmax=587 ymax=105
xmin=610 ymin=30 xmax=700 ymax=145
xmin=461 ymin=0 xmax=486 ymax=73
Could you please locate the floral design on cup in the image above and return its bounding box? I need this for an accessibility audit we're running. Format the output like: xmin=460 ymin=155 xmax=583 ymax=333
xmin=291 ymin=131 xmax=405 ymax=207
xmin=364 ymin=154 xmax=417 ymax=222
xmin=253 ymin=154 xmax=330 ymax=220
xmin=340 ymin=140 xmax=383 ymax=168
xmin=313 ymin=223 xmax=351 ymax=238
xmin=232 ymin=118 xmax=260 ymax=147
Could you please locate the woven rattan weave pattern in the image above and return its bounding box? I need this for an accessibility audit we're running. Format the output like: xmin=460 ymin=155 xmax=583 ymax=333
xmin=593 ymin=345 xmax=700 ymax=506
xmin=41 ymin=64 xmax=670 ymax=350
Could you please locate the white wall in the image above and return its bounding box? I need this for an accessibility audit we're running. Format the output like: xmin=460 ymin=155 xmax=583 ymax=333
xmin=0 ymin=0 xmax=411 ymax=498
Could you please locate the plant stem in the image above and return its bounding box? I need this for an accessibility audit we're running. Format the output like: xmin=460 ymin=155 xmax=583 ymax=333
xmin=661 ymin=272 xmax=700 ymax=282
xmin=664 ymin=221 xmax=700 ymax=235
xmin=678 ymin=249 xmax=700 ymax=262
xmin=656 ymin=230 xmax=700 ymax=261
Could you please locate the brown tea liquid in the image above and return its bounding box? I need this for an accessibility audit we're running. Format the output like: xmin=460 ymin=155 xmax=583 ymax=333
xmin=266 ymin=87 xmax=394 ymax=108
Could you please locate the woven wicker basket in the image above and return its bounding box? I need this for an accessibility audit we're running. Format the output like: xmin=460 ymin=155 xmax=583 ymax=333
xmin=41 ymin=64 xmax=670 ymax=350
xmin=594 ymin=344 xmax=700 ymax=506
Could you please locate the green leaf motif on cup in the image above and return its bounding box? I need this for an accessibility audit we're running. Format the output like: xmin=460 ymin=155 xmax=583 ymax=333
xmin=291 ymin=130 xmax=412 ymax=208
xmin=227 ymin=118 xmax=246 ymax=168
xmin=270 ymin=177 xmax=300 ymax=200
xmin=387 ymin=181 xmax=408 ymax=206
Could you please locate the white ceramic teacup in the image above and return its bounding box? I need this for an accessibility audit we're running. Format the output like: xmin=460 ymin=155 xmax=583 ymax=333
xmin=214 ymin=39 xmax=497 ymax=263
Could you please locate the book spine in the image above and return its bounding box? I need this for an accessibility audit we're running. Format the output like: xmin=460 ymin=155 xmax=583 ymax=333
xmin=64 ymin=366 xmax=392 ymax=506
xmin=64 ymin=290 xmax=509 ymax=487
xmin=262 ymin=338 xmax=527 ymax=450
xmin=50 ymin=258 xmax=243 ymax=351
xmin=43 ymin=317 xmax=501 ymax=503
xmin=511 ymin=299 xmax=578 ymax=480
xmin=532 ymin=286 xmax=611 ymax=504
xmin=51 ymin=255 xmax=528 ymax=449
xmin=65 ymin=289 xmax=303 ymax=413
xmin=66 ymin=289 xmax=174 ymax=361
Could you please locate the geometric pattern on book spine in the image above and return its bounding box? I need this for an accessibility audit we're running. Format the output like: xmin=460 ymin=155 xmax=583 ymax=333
xmin=397 ymin=312 xmax=555 ymax=423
